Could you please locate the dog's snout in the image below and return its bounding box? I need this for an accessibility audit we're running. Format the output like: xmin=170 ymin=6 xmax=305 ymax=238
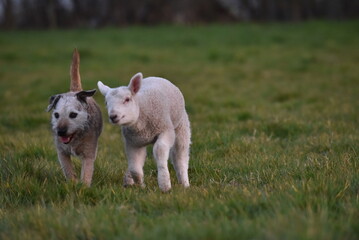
xmin=110 ymin=114 xmax=118 ymax=123
xmin=57 ymin=127 xmax=68 ymax=136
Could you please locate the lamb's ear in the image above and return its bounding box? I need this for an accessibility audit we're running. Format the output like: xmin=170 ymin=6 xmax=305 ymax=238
xmin=129 ymin=72 xmax=142 ymax=95
xmin=46 ymin=94 xmax=61 ymax=112
xmin=97 ymin=81 xmax=110 ymax=96
xmin=76 ymin=89 xmax=96 ymax=103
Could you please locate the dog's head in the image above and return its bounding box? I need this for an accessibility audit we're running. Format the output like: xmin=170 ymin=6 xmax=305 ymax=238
xmin=47 ymin=90 xmax=96 ymax=144
xmin=97 ymin=73 xmax=142 ymax=126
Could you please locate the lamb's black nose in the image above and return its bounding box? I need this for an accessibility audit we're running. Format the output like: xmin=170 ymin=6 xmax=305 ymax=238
xmin=57 ymin=127 xmax=67 ymax=136
xmin=110 ymin=114 xmax=118 ymax=123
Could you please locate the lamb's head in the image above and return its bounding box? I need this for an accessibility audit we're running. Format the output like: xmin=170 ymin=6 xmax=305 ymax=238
xmin=97 ymin=73 xmax=142 ymax=126
xmin=47 ymin=90 xmax=96 ymax=144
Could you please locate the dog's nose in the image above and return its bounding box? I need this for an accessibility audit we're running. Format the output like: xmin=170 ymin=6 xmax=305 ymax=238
xmin=109 ymin=114 xmax=118 ymax=123
xmin=57 ymin=128 xmax=67 ymax=136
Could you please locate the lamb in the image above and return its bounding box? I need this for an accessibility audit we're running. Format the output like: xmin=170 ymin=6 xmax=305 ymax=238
xmin=97 ymin=73 xmax=191 ymax=192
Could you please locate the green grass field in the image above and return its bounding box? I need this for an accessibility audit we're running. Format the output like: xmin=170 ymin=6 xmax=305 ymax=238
xmin=0 ymin=21 xmax=358 ymax=239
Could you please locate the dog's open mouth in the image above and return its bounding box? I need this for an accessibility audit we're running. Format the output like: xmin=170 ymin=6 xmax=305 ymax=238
xmin=59 ymin=134 xmax=74 ymax=144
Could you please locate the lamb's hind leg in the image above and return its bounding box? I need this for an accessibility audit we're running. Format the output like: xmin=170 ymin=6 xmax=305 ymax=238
xmin=171 ymin=116 xmax=191 ymax=187
xmin=153 ymin=130 xmax=175 ymax=192
xmin=124 ymin=143 xmax=146 ymax=188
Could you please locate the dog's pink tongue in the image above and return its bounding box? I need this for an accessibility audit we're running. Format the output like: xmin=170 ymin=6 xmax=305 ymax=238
xmin=60 ymin=136 xmax=71 ymax=143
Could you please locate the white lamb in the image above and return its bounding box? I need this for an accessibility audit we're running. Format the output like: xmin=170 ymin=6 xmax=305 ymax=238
xmin=97 ymin=73 xmax=191 ymax=192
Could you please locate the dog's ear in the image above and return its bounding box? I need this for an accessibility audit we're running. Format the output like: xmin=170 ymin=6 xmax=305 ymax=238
xmin=97 ymin=81 xmax=110 ymax=96
xmin=76 ymin=89 xmax=96 ymax=103
xmin=46 ymin=94 xmax=61 ymax=112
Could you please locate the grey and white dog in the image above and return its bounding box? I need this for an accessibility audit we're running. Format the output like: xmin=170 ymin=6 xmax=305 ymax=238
xmin=47 ymin=49 xmax=102 ymax=186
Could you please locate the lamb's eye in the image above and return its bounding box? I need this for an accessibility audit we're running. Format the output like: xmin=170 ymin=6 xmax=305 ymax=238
xmin=54 ymin=112 xmax=59 ymax=119
xmin=124 ymin=97 xmax=130 ymax=103
xmin=69 ymin=112 xmax=78 ymax=119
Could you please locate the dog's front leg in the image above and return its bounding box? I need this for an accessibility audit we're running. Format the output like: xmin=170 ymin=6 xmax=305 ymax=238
xmin=57 ymin=151 xmax=77 ymax=182
xmin=81 ymin=157 xmax=95 ymax=187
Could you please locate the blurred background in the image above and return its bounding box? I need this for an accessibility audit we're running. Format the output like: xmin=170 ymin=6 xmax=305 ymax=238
xmin=1 ymin=1 xmax=359 ymax=239
xmin=1 ymin=0 xmax=358 ymax=29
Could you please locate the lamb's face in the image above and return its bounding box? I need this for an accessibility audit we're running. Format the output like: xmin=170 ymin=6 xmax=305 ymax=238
xmin=98 ymin=73 xmax=143 ymax=126
xmin=103 ymin=87 xmax=140 ymax=126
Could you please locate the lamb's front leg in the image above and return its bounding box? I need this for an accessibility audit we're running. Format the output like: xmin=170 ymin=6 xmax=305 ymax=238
xmin=153 ymin=130 xmax=175 ymax=192
xmin=124 ymin=143 xmax=146 ymax=188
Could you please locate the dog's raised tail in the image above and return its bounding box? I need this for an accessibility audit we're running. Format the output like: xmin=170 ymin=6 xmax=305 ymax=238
xmin=70 ymin=48 xmax=82 ymax=91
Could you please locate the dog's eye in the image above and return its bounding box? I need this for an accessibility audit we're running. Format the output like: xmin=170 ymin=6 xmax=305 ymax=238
xmin=54 ymin=112 xmax=59 ymax=119
xmin=124 ymin=97 xmax=130 ymax=104
xmin=69 ymin=112 xmax=78 ymax=119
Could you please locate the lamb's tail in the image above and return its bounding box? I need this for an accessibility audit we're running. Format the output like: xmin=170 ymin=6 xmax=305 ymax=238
xmin=70 ymin=48 xmax=82 ymax=91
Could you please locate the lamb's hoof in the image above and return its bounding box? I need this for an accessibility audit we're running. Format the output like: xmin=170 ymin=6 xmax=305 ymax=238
xmin=159 ymin=183 xmax=171 ymax=193
xmin=123 ymin=182 xmax=146 ymax=189
xmin=123 ymin=175 xmax=135 ymax=187
xmin=161 ymin=188 xmax=171 ymax=193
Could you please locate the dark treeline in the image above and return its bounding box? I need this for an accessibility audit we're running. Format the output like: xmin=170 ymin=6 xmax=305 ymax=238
xmin=1 ymin=0 xmax=358 ymax=29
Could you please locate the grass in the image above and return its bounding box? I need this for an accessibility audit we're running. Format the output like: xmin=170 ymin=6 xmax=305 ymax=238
xmin=0 ymin=21 xmax=359 ymax=239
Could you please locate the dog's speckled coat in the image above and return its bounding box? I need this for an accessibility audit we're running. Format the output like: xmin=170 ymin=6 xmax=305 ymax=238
xmin=47 ymin=49 xmax=102 ymax=186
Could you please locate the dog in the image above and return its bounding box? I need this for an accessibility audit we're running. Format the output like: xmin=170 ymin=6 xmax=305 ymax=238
xmin=47 ymin=49 xmax=102 ymax=186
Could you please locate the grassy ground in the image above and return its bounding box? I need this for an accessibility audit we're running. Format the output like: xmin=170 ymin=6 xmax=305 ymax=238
xmin=0 ymin=21 xmax=358 ymax=239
